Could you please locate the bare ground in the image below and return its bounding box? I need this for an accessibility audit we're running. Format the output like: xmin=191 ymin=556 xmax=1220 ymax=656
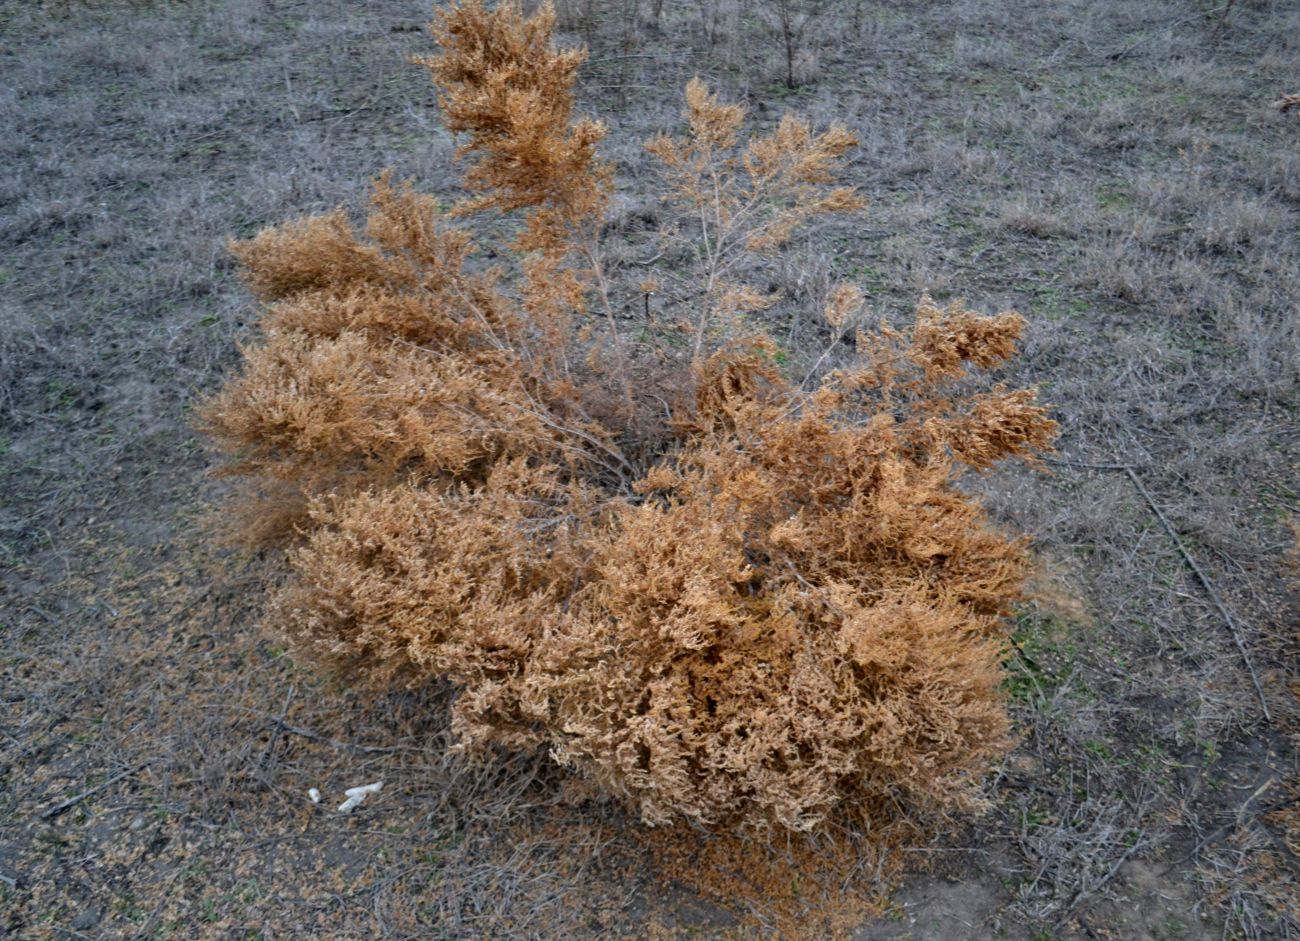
xmin=1 ymin=0 xmax=1297 ymax=938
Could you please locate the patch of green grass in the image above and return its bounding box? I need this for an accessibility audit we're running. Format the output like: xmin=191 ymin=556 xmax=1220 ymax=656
xmin=761 ymin=80 xmax=816 ymax=102
xmin=756 ymin=341 xmax=789 ymax=367
xmin=1022 ymin=808 xmax=1052 ymax=829
xmin=1030 ymin=283 xmax=1091 ymax=320
xmin=237 ymin=879 xmax=261 ymax=904
xmin=1134 ymin=743 xmax=1171 ymax=776
xmin=1095 ymin=181 xmax=1135 ymax=211
xmin=116 ymin=892 xmax=146 ymax=923
xmin=43 ymin=379 xmax=78 ymax=411
xmin=1004 ymin=606 xmax=1080 ymax=705
xmin=969 ymin=78 xmax=1018 ymax=100
xmin=1048 ymin=69 xmax=1140 ymax=108
xmin=1155 ymin=915 xmax=1189 ymax=939
xmin=838 ymin=260 xmax=885 ymax=290
xmin=941 ymin=208 xmax=981 ymax=235
xmin=1084 ymin=739 xmax=1115 ymax=761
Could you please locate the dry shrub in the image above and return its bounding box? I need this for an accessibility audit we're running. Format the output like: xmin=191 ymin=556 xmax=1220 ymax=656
xmin=202 ymin=0 xmax=1057 ymax=837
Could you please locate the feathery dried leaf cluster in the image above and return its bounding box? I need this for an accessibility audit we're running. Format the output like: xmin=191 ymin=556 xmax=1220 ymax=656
xmin=202 ymin=0 xmax=1057 ymax=836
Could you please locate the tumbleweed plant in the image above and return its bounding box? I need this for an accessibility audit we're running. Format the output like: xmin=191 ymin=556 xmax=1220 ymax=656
xmin=202 ymin=0 xmax=1057 ymax=837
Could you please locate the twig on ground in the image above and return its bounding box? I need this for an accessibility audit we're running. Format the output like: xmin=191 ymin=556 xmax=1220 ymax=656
xmin=1121 ymin=466 xmax=1271 ymax=722
xmin=1065 ymin=831 xmax=1145 ymax=911
xmin=1161 ymin=778 xmax=1300 ymax=874
xmin=258 ymin=684 xmax=295 ymax=769
xmin=1051 ymin=459 xmax=1271 ymax=721
xmin=1046 ymin=458 xmax=1142 ymax=471
xmin=1207 ymin=0 xmax=1237 ymax=42
xmin=37 ymin=760 xmax=151 ymax=821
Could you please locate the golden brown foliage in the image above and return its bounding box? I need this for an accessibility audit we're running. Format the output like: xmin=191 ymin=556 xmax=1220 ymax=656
xmin=202 ymin=0 xmax=1057 ymax=836
xmin=415 ymin=0 xmax=609 ymax=232
xmin=646 ymin=77 xmax=864 ymax=361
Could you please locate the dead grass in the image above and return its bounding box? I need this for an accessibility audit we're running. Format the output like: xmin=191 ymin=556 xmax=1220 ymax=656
xmin=1 ymin=0 xmax=1297 ymax=938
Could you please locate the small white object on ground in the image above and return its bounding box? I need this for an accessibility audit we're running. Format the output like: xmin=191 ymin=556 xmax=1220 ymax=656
xmin=307 ymin=788 xmax=321 ymax=804
xmin=337 ymin=781 xmax=383 ymax=814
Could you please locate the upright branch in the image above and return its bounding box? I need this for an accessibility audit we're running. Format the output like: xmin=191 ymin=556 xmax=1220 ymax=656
xmin=646 ymin=78 xmax=864 ymax=364
xmin=415 ymin=0 xmax=636 ymax=412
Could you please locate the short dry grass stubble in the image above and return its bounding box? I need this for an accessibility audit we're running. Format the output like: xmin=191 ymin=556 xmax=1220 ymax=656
xmin=2 ymin=0 xmax=1297 ymax=938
